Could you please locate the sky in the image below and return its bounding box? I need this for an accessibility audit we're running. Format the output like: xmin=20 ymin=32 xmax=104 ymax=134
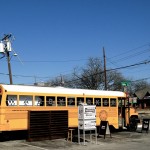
xmin=0 ymin=0 xmax=150 ymax=85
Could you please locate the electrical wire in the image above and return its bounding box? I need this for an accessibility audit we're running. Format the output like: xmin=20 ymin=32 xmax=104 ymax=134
xmin=109 ymin=43 xmax=150 ymax=59
xmin=10 ymin=58 xmax=88 ymax=63
xmin=1 ymin=59 xmax=150 ymax=85
xmin=1 ymin=59 xmax=150 ymax=78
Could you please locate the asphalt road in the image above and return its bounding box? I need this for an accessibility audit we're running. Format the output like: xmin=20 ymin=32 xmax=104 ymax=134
xmin=0 ymin=126 xmax=150 ymax=150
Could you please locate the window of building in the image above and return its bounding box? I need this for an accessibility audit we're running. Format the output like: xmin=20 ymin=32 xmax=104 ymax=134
xmin=67 ymin=97 xmax=75 ymax=106
xmin=35 ymin=96 xmax=45 ymax=106
xmin=57 ymin=96 xmax=66 ymax=106
xmin=102 ymin=98 xmax=109 ymax=107
xmin=110 ymin=98 xmax=116 ymax=107
xmin=6 ymin=95 xmax=17 ymax=106
xmin=86 ymin=97 xmax=93 ymax=105
xmin=94 ymin=98 xmax=101 ymax=106
xmin=19 ymin=95 xmax=33 ymax=106
xmin=46 ymin=96 xmax=56 ymax=106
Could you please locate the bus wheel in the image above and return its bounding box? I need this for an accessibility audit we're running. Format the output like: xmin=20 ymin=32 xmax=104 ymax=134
xmin=129 ymin=118 xmax=138 ymax=132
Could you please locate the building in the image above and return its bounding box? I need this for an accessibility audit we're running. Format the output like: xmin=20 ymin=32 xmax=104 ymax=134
xmin=133 ymin=88 xmax=150 ymax=109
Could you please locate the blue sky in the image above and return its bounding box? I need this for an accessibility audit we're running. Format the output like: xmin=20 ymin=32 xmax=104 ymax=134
xmin=0 ymin=0 xmax=150 ymax=85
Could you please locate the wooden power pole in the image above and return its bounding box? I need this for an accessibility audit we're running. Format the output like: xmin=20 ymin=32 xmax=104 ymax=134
xmin=103 ymin=47 xmax=107 ymax=90
xmin=1 ymin=34 xmax=13 ymax=84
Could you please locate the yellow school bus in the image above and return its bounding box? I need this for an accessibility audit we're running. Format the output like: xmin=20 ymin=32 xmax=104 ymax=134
xmin=0 ymin=84 xmax=138 ymax=138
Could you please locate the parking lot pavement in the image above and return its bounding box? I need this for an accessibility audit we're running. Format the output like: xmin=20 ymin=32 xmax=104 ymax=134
xmin=0 ymin=125 xmax=149 ymax=150
xmin=0 ymin=128 xmax=150 ymax=150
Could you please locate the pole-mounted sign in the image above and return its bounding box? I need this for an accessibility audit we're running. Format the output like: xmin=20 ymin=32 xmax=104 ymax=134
xmin=121 ymin=81 xmax=130 ymax=86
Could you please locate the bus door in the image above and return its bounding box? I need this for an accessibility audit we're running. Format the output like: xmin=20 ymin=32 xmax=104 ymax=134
xmin=118 ymin=97 xmax=130 ymax=128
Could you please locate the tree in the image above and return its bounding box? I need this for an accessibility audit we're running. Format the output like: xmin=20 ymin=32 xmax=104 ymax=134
xmin=46 ymin=57 xmax=129 ymax=91
xmin=72 ymin=57 xmax=104 ymax=89
xmin=71 ymin=57 xmax=126 ymax=90
xmin=130 ymin=80 xmax=150 ymax=93
xmin=107 ymin=70 xmax=126 ymax=91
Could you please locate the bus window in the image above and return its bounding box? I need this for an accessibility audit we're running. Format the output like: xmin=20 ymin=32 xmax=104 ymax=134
xmin=6 ymin=95 xmax=17 ymax=106
xmin=118 ymin=98 xmax=125 ymax=107
xmin=77 ymin=97 xmax=84 ymax=106
xmin=67 ymin=97 xmax=75 ymax=106
xmin=110 ymin=98 xmax=117 ymax=107
xmin=102 ymin=98 xmax=109 ymax=107
xmin=57 ymin=96 xmax=66 ymax=106
xmin=86 ymin=97 xmax=93 ymax=105
xmin=94 ymin=98 xmax=101 ymax=106
xmin=19 ymin=95 xmax=33 ymax=106
xmin=0 ymin=95 xmax=2 ymax=105
xmin=46 ymin=96 xmax=56 ymax=106
xmin=35 ymin=96 xmax=45 ymax=106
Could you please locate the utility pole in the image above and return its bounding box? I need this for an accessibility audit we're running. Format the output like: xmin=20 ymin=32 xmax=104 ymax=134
xmin=1 ymin=34 xmax=13 ymax=84
xmin=60 ymin=74 xmax=64 ymax=86
xmin=6 ymin=49 xmax=13 ymax=84
xmin=103 ymin=47 xmax=107 ymax=90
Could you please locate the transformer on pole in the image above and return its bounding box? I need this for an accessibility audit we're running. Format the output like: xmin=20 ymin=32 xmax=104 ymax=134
xmin=0 ymin=34 xmax=13 ymax=84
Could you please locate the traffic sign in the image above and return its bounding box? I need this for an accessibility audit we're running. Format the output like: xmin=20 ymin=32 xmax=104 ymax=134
xmin=121 ymin=81 xmax=130 ymax=86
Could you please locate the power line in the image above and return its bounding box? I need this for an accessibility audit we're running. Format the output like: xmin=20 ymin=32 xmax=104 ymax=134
xmin=10 ymin=58 xmax=88 ymax=63
xmin=106 ymin=60 xmax=150 ymax=72
xmin=106 ymin=43 xmax=150 ymax=69
xmin=131 ymin=77 xmax=150 ymax=83
xmin=0 ymin=72 xmax=50 ymax=79
xmin=0 ymin=59 xmax=150 ymax=84
xmin=64 ymin=60 xmax=150 ymax=85
xmin=110 ymin=48 xmax=150 ymax=64
xmin=1 ymin=43 xmax=149 ymax=65
xmin=109 ymin=42 xmax=150 ymax=59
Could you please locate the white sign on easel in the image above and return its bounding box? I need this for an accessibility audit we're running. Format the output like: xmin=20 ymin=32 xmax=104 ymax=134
xmin=78 ymin=103 xmax=97 ymax=145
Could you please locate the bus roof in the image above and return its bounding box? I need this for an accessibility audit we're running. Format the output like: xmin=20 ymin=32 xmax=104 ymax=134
xmin=0 ymin=84 xmax=125 ymax=97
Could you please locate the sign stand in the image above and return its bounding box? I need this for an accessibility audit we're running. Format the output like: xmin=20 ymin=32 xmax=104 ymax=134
xmin=78 ymin=128 xmax=97 ymax=145
xmin=78 ymin=103 xmax=97 ymax=145
xmin=98 ymin=121 xmax=111 ymax=139
xmin=141 ymin=119 xmax=149 ymax=133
